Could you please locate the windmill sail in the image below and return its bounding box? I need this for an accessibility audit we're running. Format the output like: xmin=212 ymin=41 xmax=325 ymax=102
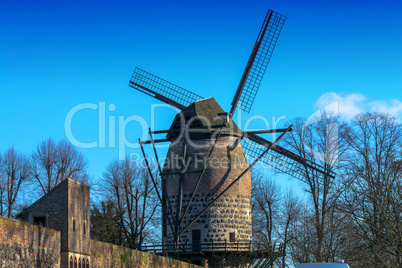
xmin=129 ymin=67 xmax=203 ymax=110
xmin=230 ymin=10 xmax=286 ymax=114
xmin=242 ymin=133 xmax=336 ymax=180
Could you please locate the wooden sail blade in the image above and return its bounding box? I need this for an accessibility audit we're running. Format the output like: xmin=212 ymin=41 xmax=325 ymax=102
xmin=129 ymin=67 xmax=203 ymax=110
xmin=242 ymin=133 xmax=336 ymax=179
xmin=230 ymin=10 xmax=286 ymax=114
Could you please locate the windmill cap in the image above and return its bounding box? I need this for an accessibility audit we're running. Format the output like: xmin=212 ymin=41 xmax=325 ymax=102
xmin=167 ymin=97 xmax=242 ymax=139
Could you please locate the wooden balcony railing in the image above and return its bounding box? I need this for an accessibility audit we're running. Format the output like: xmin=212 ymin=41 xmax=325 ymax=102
xmin=141 ymin=241 xmax=282 ymax=255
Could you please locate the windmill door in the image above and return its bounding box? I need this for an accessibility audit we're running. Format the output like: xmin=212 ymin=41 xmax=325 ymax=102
xmin=192 ymin=229 xmax=201 ymax=252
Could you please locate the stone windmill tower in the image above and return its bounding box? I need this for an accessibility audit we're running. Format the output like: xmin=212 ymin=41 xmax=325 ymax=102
xmin=129 ymin=9 xmax=335 ymax=267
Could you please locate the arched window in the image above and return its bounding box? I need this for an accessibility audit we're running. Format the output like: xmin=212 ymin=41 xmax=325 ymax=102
xmin=74 ymin=257 xmax=77 ymax=268
xmin=70 ymin=256 xmax=73 ymax=268
xmin=86 ymin=259 xmax=89 ymax=268
xmin=79 ymin=258 xmax=81 ymax=268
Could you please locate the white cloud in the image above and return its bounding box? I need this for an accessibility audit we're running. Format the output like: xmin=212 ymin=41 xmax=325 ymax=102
xmin=315 ymin=92 xmax=366 ymax=120
xmin=369 ymin=99 xmax=402 ymax=117
xmin=315 ymin=92 xmax=402 ymax=121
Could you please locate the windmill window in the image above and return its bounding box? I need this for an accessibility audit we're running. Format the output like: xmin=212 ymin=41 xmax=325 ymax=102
xmin=229 ymin=232 xmax=236 ymax=242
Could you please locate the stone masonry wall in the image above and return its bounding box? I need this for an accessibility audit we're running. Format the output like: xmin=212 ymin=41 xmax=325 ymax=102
xmin=163 ymin=136 xmax=252 ymax=246
xmin=0 ymin=217 xmax=61 ymax=268
xmin=67 ymin=180 xmax=90 ymax=255
xmin=19 ymin=179 xmax=91 ymax=255
xmin=0 ymin=217 xmax=201 ymax=268
xmin=19 ymin=179 xmax=69 ymax=252
xmin=90 ymin=239 xmax=202 ymax=268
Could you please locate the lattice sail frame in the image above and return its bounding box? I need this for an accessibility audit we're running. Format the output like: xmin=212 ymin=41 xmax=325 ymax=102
xmin=235 ymin=10 xmax=286 ymax=113
xmin=129 ymin=67 xmax=203 ymax=110
xmin=241 ymin=135 xmax=336 ymax=180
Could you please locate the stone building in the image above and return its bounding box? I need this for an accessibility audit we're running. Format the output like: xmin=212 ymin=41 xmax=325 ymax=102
xmin=19 ymin=178 xmax=90 ymax=268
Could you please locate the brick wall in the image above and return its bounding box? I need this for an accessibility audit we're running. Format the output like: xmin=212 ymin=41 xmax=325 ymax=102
xmin=0 ymin=217 xmax=61 ymax=267
xmin=90 ymin=239 xmax=202 ymax=268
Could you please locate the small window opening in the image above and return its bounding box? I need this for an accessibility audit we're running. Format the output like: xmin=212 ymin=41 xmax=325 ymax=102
xmin=83 ymin=221 xmax=86 ymax=235
xmin=192 ymin=229 xmax=201 ymax=252
xmin=73 ymin=219 xmax=76 ymax=232
xmin=229 ymin=232 xmax=236 ymax=242
xmin=33 ymin=216 xmax=46 ymax=227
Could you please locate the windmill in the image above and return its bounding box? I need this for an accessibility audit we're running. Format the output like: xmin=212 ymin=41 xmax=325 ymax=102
xmin=129 ymin=9 xmax=335 ymax=267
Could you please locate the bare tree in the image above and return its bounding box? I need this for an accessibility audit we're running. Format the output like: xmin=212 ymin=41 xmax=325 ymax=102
xmin=288 ymin=204 xmax=316 ymax=264
xmin=91 ymin=199 xmax=127 ymax=246
xmin=282 ymin=112 xmax=350 ymax=262
xmin=0 ymin=146 xmax=31 ymax=218
xmin=276 ymin=190 xmax=301 ymax=268
xmin=31 ymin=138 xmax=89 ymax=194
xmin=0 ymin=151 xmax=5 ymax=216
xmin=342 ymin=112 xmax=402 ymax=267
xmin=251 ymin=171 xmax=281 ymax=245
xmin=102 ymin=157 xmax=160 ymax=249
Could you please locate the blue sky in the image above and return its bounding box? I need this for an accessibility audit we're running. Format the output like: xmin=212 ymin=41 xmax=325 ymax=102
xmin=1 ymin=0 xmax=401 ymax=190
